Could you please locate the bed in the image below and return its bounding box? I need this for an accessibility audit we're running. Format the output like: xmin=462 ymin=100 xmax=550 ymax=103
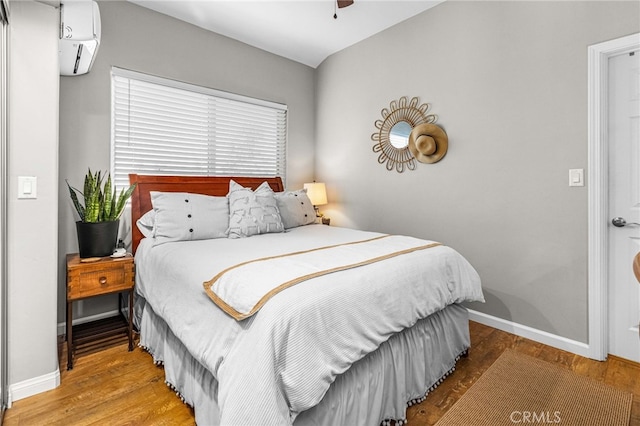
xmin=129 ymin=174 xmax=483 ymax=425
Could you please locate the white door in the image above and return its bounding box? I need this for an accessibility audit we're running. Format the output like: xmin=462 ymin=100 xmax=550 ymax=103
xmin=608 ymin=49 xmax=640 ymax=363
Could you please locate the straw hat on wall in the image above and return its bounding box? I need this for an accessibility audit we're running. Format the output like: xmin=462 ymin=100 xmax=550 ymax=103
xmin=408 ymin=123 xmax=448 ymax=164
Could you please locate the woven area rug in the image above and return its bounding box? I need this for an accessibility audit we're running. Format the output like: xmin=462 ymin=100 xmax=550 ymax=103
xmin=435 ymin=349 xmax=632 ymax=426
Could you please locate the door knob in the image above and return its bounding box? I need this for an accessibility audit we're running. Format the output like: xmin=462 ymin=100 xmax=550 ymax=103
xmin=611 ymin=217 xmax=640 ymax=227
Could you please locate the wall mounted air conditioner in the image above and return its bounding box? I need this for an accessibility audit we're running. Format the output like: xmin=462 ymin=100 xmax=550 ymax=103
xmin=59 ymin=1 xmax=101 ymax=76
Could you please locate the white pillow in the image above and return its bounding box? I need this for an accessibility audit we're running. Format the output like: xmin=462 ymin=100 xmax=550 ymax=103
xmin=227 ymin=180 xmax=284 ymax=238
xmin=150 ymin=191 xmax=229 ymax=246
xmin=274 ymin=189 xmax=316 ymax=229
xmin=136 ymin=209 xmax=156 ymax=238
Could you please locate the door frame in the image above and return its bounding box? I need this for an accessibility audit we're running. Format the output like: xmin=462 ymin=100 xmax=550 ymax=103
xmin=0 ymin=0 xmax=7 ymax=416
xmin=588 ymin=32 xmax=640 ymax=361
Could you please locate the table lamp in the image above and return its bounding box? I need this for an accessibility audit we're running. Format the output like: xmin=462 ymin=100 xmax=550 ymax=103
xmin=303 ymin=182 xmax=327 ymax=219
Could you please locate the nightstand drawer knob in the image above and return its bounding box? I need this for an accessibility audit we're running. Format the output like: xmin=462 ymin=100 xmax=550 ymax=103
xmin=99 ymin=276 xmax=107 ymax=285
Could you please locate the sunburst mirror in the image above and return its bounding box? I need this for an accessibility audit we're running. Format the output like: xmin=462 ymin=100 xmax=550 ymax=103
xmin=371 ymin=96 xmax=441 ymax=172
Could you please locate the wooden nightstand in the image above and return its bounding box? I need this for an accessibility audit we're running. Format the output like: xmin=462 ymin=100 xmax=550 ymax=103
xmin=66 ymin=253 xmax=135 ymax=370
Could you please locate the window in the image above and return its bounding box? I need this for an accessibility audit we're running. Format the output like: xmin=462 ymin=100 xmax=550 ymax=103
xmin=111 ymin=67 xmax=287 ymax=191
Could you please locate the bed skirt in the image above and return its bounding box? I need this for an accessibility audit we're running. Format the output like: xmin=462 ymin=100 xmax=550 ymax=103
xmin=138 ymin=300 xmax=470 ymax=425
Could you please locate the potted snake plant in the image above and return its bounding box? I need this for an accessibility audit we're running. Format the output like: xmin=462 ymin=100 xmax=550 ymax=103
xmin=66 ymin=169 xmax=136 ymax=258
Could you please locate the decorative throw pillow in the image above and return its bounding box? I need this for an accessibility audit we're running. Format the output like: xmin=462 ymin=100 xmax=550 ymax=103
xmin=227 ymin=180 xmax=284 ymax=238
xmin=274 ymin=189 xmax=316 ymax=229
xmin=136 ymin=209 xmax=156 ymax=238
xmin=150 ymin=191 xmax=229 ymax=246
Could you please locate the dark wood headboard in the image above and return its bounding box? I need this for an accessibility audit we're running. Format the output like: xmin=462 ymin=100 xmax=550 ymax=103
xmin=128 ymin=174 xmax=285 ymax=254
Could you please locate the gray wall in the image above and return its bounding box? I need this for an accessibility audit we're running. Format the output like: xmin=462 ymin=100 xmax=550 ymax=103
xmin=315 ymin=1 xmax=640 ymax=343
xmin=8 ymin=0 xmax=59 ymax=386
xmin=58 ymin=1 xmax=316 ymax=324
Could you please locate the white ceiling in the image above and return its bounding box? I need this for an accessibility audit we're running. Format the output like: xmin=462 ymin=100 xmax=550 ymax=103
xmin=127 ymin=0 xmax=443 ymax=68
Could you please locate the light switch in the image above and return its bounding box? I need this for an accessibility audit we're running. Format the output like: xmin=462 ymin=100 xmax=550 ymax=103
xmin=569 ymin=169 xmax=584 ymax=187
xmin=18 ymin=176 xmax=37 ymax=199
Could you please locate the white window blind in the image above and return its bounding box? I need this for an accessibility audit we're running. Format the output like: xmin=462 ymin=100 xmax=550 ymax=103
xmin=111 ymin=67 xmax=287 ymax=190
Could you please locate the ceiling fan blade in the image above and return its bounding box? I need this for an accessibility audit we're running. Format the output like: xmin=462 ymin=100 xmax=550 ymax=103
xmin=337 ymin=0 xmax=354 ymax=8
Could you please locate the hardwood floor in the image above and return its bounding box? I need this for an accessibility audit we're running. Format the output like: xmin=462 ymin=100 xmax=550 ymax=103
xmin=3 ymin=321 xmax=639 ymax=425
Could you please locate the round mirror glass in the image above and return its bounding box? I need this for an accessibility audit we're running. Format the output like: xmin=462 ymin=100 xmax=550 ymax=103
xmin=389 ymin=121 xmax=412 ymax=148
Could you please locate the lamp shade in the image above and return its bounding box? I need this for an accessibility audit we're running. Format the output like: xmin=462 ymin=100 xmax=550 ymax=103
xmin=303 ymin=182 xmax=328 ymax=206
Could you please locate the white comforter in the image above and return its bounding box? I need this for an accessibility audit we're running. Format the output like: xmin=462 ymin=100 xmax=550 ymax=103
xmin=135 ymin=225 xmax=483 ymax=425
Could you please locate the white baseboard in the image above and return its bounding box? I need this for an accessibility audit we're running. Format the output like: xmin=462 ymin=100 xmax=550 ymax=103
xmin=8 ymin=368 xmax=60 ymax=407
xmin=56 ymin=309 xmax=120 ymax=336
xmin=467 ymin=309 xmax=591 ymax=359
